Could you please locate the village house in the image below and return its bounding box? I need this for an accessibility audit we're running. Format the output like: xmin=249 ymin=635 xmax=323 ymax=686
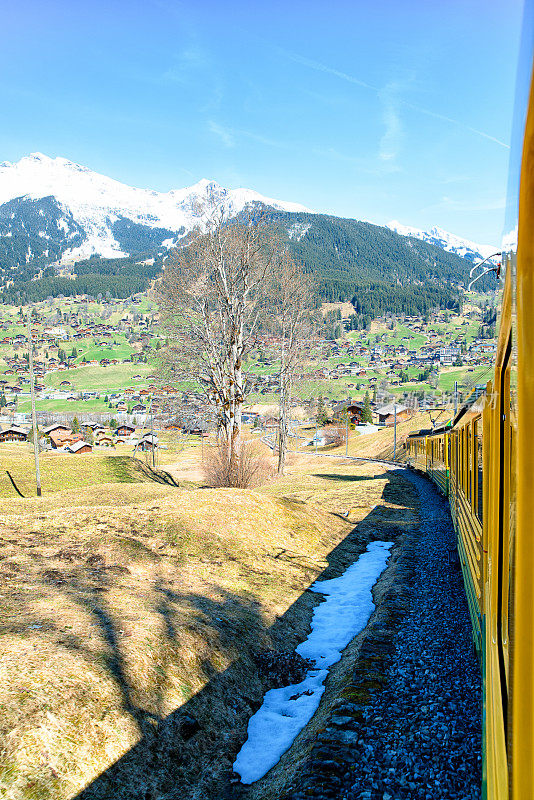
xmin=136 ymin=433 xmax=158 ymax=450
xmin=65 ymin=441 xmax=93 ymax=454
xmin=375 ymin=403 xmax=410 ymax=426
xmin=42 ymin=423 xmax=71 ymax=437
xmin=49 ymin=430 xmax=84 ymax=449
xmin=0 ymin=426 xmax=29 ymax=443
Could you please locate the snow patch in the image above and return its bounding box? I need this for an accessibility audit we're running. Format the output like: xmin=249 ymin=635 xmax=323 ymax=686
xmin=233 ymin=540 xmax=393 ymax=784
xmin=288 ymin=222 xmax=311 ymax=241
xmin=355 ymin=423 xmax=379 ymax=435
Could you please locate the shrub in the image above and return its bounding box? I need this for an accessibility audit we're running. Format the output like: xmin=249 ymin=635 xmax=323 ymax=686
xmin=202 ymin=440 xmax=272 ymax=488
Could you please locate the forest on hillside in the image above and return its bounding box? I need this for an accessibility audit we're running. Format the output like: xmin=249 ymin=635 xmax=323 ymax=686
xmin=1 ymin=209 xmax=487 ymax=314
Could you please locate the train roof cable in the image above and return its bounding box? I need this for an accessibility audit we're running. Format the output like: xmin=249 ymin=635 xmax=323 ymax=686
xmin=467 ymin=252 xmax=502 ymax=292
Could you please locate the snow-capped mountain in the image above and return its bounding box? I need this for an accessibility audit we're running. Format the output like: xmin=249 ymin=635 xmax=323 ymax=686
xmin=0 ymin=152 xmax=496 ymax=286
xmin=387 ymin=220 xmax=497 ymax=264
xmin=0 ymin=152 xmax=309 ymax=263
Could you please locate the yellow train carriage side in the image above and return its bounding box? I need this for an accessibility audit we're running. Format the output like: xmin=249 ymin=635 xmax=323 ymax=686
xmin=406 ymin=426 xmax=449 ymax=495
xmin=427 ymin=427 xmax=449 ymax=496
xmin=396 ymin=8 xmax=534 ymax=796
xmin=406 ymin=430 xmax=430 ymax=472
xmin=448 ymin=397 xmax=485 ymax=658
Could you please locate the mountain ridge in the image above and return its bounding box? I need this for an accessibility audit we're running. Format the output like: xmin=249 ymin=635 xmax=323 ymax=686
xmin=0 ymin=152 xmax=310 ymax=263
xmin=0 ymin=152 xmax=493 ymax=266
xmin=386 ymin=220 xmax=498 ymax=264
xmin=0 ymin=153 xmax=498 ymax=315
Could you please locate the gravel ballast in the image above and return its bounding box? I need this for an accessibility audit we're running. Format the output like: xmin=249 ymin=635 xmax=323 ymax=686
xmin=282 ymin=469 xmax=482 ymax=800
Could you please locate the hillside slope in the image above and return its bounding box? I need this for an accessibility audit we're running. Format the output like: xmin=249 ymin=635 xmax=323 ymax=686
xmin=2 ymin=210 xmax=482 ymax=315
xmin=0 ymin=460 xmax=417 ymax=800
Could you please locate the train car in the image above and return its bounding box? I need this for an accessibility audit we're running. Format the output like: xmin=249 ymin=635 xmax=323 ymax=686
xmin=406 ymin=428 xmax=431 ymax=473
xmin=405 ymin=5 xmax=534 ymax=796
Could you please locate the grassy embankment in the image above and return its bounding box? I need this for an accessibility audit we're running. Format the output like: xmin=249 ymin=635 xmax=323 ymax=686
xmin=0 ymin=428 xmax=419 ymax=800
xmin=312 ymin=411 xmax=436 ymax=462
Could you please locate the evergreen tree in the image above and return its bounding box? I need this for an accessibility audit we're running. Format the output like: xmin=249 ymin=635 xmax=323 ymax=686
xmin=316 ymin=396 xmax=329 ymax=426
xmin=362 ymin=391 xmax=373 ymax=424
xmin=72 ymin=416 xmax=80 ymax=433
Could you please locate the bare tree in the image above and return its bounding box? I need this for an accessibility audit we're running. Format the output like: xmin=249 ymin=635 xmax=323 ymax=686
xmin=158 ymin=211 xmax=286 ymax=481
xmin=266 ymin=254 xmax=316 ymax=474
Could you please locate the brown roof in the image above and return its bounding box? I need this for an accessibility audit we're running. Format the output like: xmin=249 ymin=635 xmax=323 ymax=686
xmin=49 ymin=430 xmax=83 ymax=447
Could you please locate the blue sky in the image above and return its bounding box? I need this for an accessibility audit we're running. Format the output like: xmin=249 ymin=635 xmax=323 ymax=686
xmin=0 ymin=0 xmax=524 ymax=244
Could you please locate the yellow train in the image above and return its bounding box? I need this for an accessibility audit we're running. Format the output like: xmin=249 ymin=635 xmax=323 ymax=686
xmin=406 ymin=15 xmax=534 ymax=796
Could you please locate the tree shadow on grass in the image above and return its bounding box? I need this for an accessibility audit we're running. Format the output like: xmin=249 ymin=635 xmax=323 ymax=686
xmin=311 ymin=472 xmax=390 ymax=483
xmin=104 ymin=455 xmax=179 ymax=487
xmin=10 ymin=470 xmax=419 ymax=800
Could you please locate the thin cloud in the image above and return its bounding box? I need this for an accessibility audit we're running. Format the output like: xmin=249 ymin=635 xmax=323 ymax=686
xmin=440 ymin=174 xmax=472 ymax=184
xmin=284 ymin=51 xmax=379 ymax=92
xmin=401 ymin=101 xmax=509 ymax=149
xmin=378 ymin=83 xmax=403 ymax=161
xmin=283 ymin=49 xmax=510 ymax=150
xmin=163 ymin=45 xmax=210 ymax=85
xmin=208 ymin=120 xmax=235 ymax=148
xmin=208 ymin=121 xmax=289 ymax=150
xmin=312 ymin=146 xmax=402 ymax=175
xmin=422 ymin=195 xmax=506 ymax=213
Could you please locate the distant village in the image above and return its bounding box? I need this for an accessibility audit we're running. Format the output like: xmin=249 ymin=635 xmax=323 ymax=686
xmin=0 ymin=299 xmax=497 ymax=450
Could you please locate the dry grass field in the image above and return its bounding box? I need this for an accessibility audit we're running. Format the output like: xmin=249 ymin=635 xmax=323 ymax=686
xmin=0 ymin=429 xmax=421 ymax=799
xmin=320 ymin=411 xmax=437 ymax=461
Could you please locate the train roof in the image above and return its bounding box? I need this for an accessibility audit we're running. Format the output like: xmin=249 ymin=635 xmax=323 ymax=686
xmin=407 ymin=385 xmax=487 ymax=440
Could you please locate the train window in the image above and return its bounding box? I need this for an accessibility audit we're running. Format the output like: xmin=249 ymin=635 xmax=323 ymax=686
xmin=466 ymin=427 xmax=470 ymax=501
xmin=463 ymin=427 xmax=468 ymax=495
xmin=469 ymin=420 xmax=476 ymax=509
xmin=477 ymin=421 xmax=483 ymax=522
xmin=469 ymin=419 xmax=478 ymax=511
xmin=467 ymin=426 xmax=471 ymax=499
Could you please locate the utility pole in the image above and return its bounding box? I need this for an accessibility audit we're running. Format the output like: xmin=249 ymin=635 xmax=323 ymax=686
xmin=345 ymin=410 xmax=349 ymax=457
xmin=315 ymin=416 xmax=318 ymax=454
xmin=393 ymin=404 xmax=397 ymax=460
xmin=150 ymin=401 xmax=155 ymax=468
xmin=28 ymin=312 xmax=41 ymax=496
xmin=454 ymin=381 xmax=458 ymax=416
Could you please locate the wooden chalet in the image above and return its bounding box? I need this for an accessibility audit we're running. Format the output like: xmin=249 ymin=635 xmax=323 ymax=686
xmin=116 ymin=424 xmax=135 ymax=437
xmin=65 ymin=441 xmax=93 ymax=454
xmin=375 ymin=403 xmax=410 ymax=426
xmin=49 ymin=430 xmax=84 ymax=449
xmin=0 ymin=426 xmax=29 ymax=443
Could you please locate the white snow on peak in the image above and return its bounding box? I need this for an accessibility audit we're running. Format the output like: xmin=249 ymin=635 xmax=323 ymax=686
xmin=233 ymin=540 xmax=393 ymax=784
xmin=387 ymin=220 xmax=498 ymax=263
xmin=0 ymin=153 xmax=310 ymax=260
